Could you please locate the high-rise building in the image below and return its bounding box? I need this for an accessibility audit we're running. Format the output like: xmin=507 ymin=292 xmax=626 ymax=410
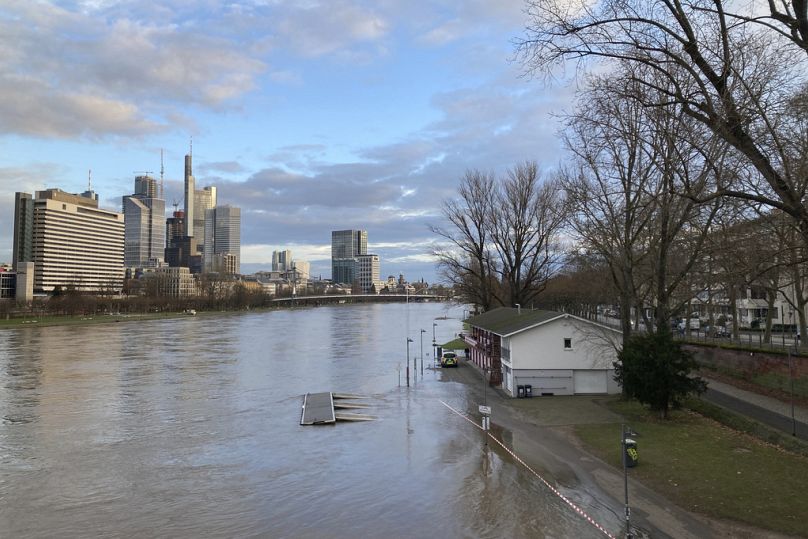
xmin=356 ymin=254 xmax=380 ymax=293
xmin=193 ymin=186 xmax=216 ymax=252
xmin=272 ymin=249 xmax=292 ymax=272
xmin=123 ymin=175 xmax=166 ymax=268
xmin=203 ymin=205 xmax=241 ymax=274
xmin=12 ymin=192 xmax=34 ymax=270
xmin=184 ymin=152 xmax=195 ymax=238
xmin=14 ymin=188 xmax=125 ymax=293
xmin=331 ymin=229 xmax=367 ymax=285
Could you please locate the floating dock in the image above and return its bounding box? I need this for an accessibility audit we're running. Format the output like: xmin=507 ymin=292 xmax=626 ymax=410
xmin=300 ymin=392 xmax=377 ymax=425
xmin=300 ymin=392 xmax=336 ymax=425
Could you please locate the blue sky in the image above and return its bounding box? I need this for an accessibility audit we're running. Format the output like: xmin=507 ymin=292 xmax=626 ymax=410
xmin=0 ymin=0 xmax=574 ymax=282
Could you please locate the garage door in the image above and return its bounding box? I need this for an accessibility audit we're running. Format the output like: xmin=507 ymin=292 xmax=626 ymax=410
xmin=574 ymin=370 xmax=607 ymax=394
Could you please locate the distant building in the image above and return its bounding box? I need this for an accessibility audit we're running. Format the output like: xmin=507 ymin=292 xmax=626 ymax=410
xmin=123 ymin=175 xmax=165 ymax=268
xmin=14 ymin=188 xmax=124 ymax=293
xmin=151 ymin=266 xmax=197 ymax=297
xmin=203 ymin=205 xmax=241 ymax=274
xmin=356 ymin=254 xmax=380 ymax=294
xmin=193 ymin=186 xmax=216 ymax=254
xmin=272 ymin=249 xmax=292 ymax=272
xmin=331 ymin=229 xmax=367 ymax=285
xmin=0 ymin=269 xmax=14 ymax=299
xmin=12 ymin=192 xmax=34 ymax=271
xmin=291 ymin=259 xmax=310 ymax=281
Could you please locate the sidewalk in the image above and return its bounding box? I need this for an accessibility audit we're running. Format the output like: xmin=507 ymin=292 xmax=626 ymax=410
xmin=702 ymin=377 xmax=808 ymax=440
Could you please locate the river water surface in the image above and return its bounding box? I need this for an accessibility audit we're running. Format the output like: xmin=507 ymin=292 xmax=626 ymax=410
xmin=1 ymin=303 xmax=618 ymax=538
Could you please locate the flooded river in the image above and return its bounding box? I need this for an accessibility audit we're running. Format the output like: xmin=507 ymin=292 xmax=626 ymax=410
xmin=1 ymin=303 xmax=621 ymax=538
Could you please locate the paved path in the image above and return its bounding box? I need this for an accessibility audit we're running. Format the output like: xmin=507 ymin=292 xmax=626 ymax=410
xmin=702 ymin=378 xmax=808 ymax=441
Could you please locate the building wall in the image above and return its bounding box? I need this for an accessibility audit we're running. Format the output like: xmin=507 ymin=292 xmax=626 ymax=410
xmin=32 ymin=194 xmax=125 ymax=293
xmin=507 ymin=317 xmax=618 ymax=371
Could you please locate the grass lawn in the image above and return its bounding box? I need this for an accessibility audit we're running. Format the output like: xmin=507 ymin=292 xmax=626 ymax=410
xmin=575 ymin=399 xmax=808 ymax=537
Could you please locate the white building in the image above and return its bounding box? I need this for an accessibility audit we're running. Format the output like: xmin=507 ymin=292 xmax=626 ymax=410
xmin=151 ymin=266 xmax=197 ymax=297
xmin=356 ymin=254 xmax=379 ymax=294
xmin=464 ymin=308 xmax=622 ymax=397
xmin=22 ymin=189 xmax=125 ymax=293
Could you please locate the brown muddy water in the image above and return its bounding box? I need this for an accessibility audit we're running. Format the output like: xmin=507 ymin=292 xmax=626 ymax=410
xmin=0 ymin=303 xmax=624 ymax=538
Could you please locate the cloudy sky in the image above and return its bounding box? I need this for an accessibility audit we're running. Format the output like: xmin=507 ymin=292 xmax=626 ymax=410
xmin=0 ymin=0 xmax=573 ymax=282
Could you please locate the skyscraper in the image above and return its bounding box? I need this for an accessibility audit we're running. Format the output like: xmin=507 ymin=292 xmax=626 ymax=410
xmin=15 ymin=188 xmax=125 ymax=293
xmin=184 ymin=151 xmax=195 ymax=238
xmin=331 ymin=229 xmax=367 ymax=285
xmin=203 ymin=205 xmax=241 ymax=274
xmin=12 ymin=192 xmax=33 ymax=270
xmin=193 ymin=186 xmax=216 ymax=252
xmin=123 ymin=175 xmax=166 ymax=268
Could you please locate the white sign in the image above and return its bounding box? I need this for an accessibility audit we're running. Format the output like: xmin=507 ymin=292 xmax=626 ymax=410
xmin=478 ymin=405 xmax=491 ymax=415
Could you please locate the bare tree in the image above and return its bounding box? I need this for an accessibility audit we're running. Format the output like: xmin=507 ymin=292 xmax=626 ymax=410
xmin=490 ymin=162 xmax=567 ymax=307
xmin=517 ymin=0 xmax=808 ymax=249
xmin=431 ymin=171 xmax=500 ymax=311
xmin=561 ymin=69 xmax=725 ymax=339
xmin=432 ymin=163 xmax=566 ymax=311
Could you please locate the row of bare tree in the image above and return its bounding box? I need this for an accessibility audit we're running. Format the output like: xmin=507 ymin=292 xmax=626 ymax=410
xmin=435 ymin=1 xmax=808 ymax=345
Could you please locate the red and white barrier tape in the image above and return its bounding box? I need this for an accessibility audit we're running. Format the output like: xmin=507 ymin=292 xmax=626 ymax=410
xmin=440 ymin=400 xmax=617 ymax=539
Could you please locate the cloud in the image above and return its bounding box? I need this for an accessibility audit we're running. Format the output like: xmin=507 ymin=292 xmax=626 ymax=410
xmin=197 ymin=161 xmax=248 ymax=175
xmin=274 ymin=1 xmax=389 ymax=59
xmin=0 ymin=2 xmax=265 ymax=139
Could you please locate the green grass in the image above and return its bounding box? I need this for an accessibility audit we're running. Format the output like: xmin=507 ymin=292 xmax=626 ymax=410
xmin=750 ymin=371 xmax=808 ymax=399
xmin=575 ymin=399 xmax=808 ymax=537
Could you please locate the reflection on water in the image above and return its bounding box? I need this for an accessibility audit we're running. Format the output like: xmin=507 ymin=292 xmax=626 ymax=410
xmin=0 ymin=303 xmax=614 ymax=538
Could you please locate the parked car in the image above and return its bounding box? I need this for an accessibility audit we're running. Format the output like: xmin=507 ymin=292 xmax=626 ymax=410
xmin=440 ymin=352 xmax=458 ymax=368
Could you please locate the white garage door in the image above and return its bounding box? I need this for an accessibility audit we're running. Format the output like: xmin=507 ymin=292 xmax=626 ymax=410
xmin=574 ymin=370 xmax=607 ymax=394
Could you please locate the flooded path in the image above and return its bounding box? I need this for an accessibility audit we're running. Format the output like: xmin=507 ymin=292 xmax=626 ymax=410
xmin=2 ymin=303 xmax=636 ymax=538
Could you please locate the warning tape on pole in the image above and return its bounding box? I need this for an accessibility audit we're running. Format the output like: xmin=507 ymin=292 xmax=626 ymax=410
xmin=440 ymin=400 xmax=617 ymax=539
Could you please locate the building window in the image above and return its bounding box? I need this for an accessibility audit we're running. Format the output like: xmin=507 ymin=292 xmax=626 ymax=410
xmin=564 ymin=338 xmax=572 ymax=350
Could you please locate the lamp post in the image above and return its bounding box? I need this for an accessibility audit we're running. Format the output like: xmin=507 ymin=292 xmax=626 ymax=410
xmin=790 ymin=344 xmax=797 ymax=437
xmin=406 ymin=338 xmax=413 ymax=387
xmin=420 ymin=329 xmax=426 ymax=376
xmin=621 ymin=424 xmax=634 ymax=539
xmin=432 ymin=322 xmax=437 ymax=366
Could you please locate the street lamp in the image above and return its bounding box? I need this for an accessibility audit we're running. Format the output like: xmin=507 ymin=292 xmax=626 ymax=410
xmin=432 ymin=322 xmax=438 ymax=366
xmin=420 ymin=329 xmax=426 ymax=376
xmin=406 ymin=338 xmax=413 ymax=387
xmin=621 ymin=424 xmax=638 ymax=539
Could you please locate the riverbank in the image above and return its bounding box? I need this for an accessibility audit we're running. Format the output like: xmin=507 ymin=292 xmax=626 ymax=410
xmin=445 ymin=359 xmax=803 ymax=538
xmin=0 ymin=311 xmax=200 ymax=329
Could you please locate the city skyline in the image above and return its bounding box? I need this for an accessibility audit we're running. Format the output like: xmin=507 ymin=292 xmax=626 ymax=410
xmin=0 ymin=1 xmax=571 ymax=283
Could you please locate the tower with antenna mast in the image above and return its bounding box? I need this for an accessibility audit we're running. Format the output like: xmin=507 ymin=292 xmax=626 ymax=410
xmin=160 ymin=149 xmax=165 ymax=200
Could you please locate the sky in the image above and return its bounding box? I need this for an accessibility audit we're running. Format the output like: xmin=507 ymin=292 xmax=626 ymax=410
xmin=0 ymin=0 xmax=575 ymax=283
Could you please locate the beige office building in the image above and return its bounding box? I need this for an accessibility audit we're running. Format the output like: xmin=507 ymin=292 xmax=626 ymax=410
xmin=356 ymin=254 xmax=380 ymax=294
xmin=29 ymin=189 xmax=125 ymax=293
